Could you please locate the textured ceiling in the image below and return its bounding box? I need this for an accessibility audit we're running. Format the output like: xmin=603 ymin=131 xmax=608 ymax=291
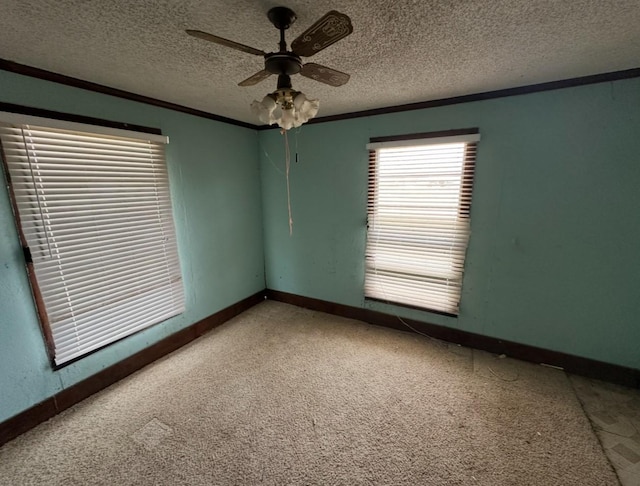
xmin=1 ymin=0 xmax=639 ymax=125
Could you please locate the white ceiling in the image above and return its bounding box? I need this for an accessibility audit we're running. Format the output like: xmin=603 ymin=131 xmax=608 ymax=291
xmin=1 ymin=0 xmax=639 ymax=125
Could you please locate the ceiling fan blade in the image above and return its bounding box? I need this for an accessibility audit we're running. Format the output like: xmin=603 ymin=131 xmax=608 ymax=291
xmin=238 ymin=70 xmax=272 ymax=87
xmin=186 ymin=29 xmax=266 ymax=57
xmin=300 ymin=63 xmax=350 ymax=87
xmin=291 ymin=11 xmax=353 ymax=57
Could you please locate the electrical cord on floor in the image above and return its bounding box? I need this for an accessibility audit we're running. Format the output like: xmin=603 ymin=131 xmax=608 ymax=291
xmin=488 ymin=366 xmax=520 ymax=382
xmin=369 ymin=237 xmax=519 ymax=382
xmin=397 ymin=316 xmax=452 ymax=350
xmin=395 ymin=307 xmax=520 ymax=382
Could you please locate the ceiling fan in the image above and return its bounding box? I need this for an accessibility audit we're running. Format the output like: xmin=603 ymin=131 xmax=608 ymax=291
xmin=186 ymin=6 xmax=353 ymax=128
xmin=186 ymin=7 xmax=353 ymax=89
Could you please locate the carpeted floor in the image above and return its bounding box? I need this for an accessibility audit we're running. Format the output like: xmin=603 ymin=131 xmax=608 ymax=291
xmin=0 ymin=301 xmax=621 ymax=485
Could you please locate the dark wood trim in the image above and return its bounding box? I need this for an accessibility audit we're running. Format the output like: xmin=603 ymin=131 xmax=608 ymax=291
xmin=3 ymin=59 xmax=638 ymax=133
xmin=257 ymin=67 xmax=640 ymax=130
xmin=364 ymin=297 xmax=458 ymax=318
xmin=2 ymin=116 xmax=174 ymax=368
xmin=0 ymin=290 xmax=266 ymax=446
xmin=266 ymin=289 xmax=640 ymax=389
xmin=3 ymin=287 xmax=637 ymax=446
xmin=0 ymin=59 xmax=258 ymax=131
xmin=0 ymin=398 xmax=57 ymax=446
xmin=0 ymin=101 xmax=162 ymax=135
xmin=194 ymin=293 xmax=265 ymax=335
xmin=459 ymin=141 xmax=477 ymax=218
xmin=53 ymin=324 xmax=199 ymax=412
xmin=369 ymin=127 xmax=479 ymax=144
xmin=365 ymin=128 xmax=477 ymax=318
xmin=0 ymin=138 xmax=56 ymax=359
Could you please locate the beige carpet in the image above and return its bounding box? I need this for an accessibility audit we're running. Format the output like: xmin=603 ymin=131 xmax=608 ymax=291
xmin=0 ymin=301 xmax=620 ymax=485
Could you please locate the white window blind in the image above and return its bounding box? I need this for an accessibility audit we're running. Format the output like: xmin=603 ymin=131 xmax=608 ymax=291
xmin=0 ymin=120 xmax=184 ymax=365
xmin=364 ymin=132 xmax=479 ymax=315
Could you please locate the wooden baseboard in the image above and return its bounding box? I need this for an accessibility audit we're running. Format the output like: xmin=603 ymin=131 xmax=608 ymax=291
xmin=4 ymin=287 xmax=636 ymax=446
xmin=265 ymin=289 xmax=640 ymax=389
xmin=0 ymin=290 xmax=266 ymax=446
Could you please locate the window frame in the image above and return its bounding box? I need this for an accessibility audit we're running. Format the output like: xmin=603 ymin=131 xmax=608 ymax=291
xmin=0 ymin=108 xmax=184 ymax=368
xmin=364 ymin=128 xmax=480 ymax=317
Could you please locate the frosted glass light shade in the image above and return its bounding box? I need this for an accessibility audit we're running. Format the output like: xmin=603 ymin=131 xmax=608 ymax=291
xmin=251 ymin=95 xmax=277 ymax=125
xmin=293 ymin=93 xmax=319 ymax=127
xmin=250 ymin=91 xmax=319 ymax=130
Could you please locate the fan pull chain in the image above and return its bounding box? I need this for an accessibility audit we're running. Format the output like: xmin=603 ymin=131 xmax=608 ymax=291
xmin=284 ymin=129 xmax=293 ymax=235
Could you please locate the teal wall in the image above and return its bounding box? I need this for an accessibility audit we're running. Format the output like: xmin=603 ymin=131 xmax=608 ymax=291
xmin=259 ymin=78 xmax=640 ymax=371
xmin=2 ymin=70 xmax=639 ymax=424
xmin=0 ymin=71 xmax=265 ymax=422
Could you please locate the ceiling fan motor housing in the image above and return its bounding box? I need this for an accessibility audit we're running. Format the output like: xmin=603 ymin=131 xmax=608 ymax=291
xmin=265 ymin=52 xmax=302 ymax=76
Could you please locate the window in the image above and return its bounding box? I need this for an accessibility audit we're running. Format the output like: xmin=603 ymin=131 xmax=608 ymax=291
xmin=0 ymin=112 xmax=184 ymax=365
xmin=365 ymin=129 xmax=479 ymax=316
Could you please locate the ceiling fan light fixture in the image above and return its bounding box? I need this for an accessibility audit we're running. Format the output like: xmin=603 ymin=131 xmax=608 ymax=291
xmin=187 ymin=8 xmax=352 ymax=128
xmin=251 ymin=89 xmax=319 ymax=130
